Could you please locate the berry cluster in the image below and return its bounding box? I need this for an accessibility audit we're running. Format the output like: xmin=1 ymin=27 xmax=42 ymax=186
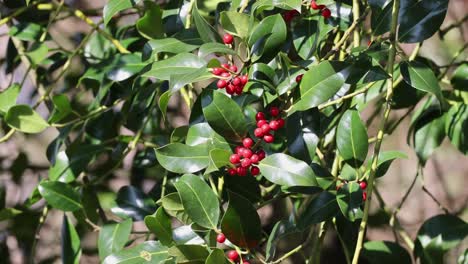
xmin=336 ymin=180 xmax=368 ymax=201
xmin=216 ymin=233 xmax=251 ymax=264
xmin=228 ymin=138 xmax=265 ymax=177
xmin=311 ymin=1 xmax=331 ymax=19
xmin=212 ymin=64 xmax=248 ymax=96
xmin=254 ymin=107 xmax=285 ymax=143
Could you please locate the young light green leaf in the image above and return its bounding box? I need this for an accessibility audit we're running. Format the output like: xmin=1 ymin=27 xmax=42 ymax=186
xmin=5 ymin=105 xmax=49 ymax=133
xmin=0 ymin=83 xmax=20 ymax=114
xmin=98 ymin=218 xmax=133 ymax=260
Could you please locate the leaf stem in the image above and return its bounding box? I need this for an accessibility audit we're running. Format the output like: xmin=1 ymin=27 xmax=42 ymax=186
xmin=0 ymin=129 xmax=16 ymax=143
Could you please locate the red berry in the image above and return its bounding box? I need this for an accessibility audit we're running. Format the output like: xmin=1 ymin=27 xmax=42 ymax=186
xmin=229 ymin=65 xmax=238 ymax=72
xmin=240 ymin=75 xmax=248 ymax=85
xmin=226 ymin=84 xmax=235 ymax=95
xmin=261 ymin=123 xmax=271 ymax=134
xmin=362 ymin=192 xmax=367 ymax=201
xmin=234 ymin=85 xmax=243 ymax=95
xmin=263 ymin=134 xmax=274 ymax=143
xmin=270 ymin=106 xmax=280 ymax=117
xmin=257 ymin=119 xmax=268 ymax=128
xmin=230 ymin=154 xmax=241 ymax=164
xmin=277 ymin=118 xmax=285 ymax=128
xmin=296 ymin=74 xmax=303 ymax=83
xmin=217 ymin=79 xmax=227 ymax=89
xmin=232 ymin=77 xmax=241 ymax=86
xmin=221 ymin=63 xmax=230 ymax=69
xmin=321 ymin=8 xmax=331 ymax=19
xmin=241 ymin=158 xmax=252 ymax=168
xmin=359 ymin=181 xmax=367 ymax=190
xmin=251 ymin=166 xmax=260 ymax=176
xmin=269 ymin=120 xmax=280 ymax=131
xmin=223 ymin=33 xmax=234 ymax=45
xmin=256 ymin=112 xmax=266 ymax=121
xmin=317 ymin=4 xmax=326 ymax=9
xmin=243 ymin=261 xmax=250 ymax=264
xmin=254 ymin=128 xmax=264 ymax=137
xmin=235 ymin=146 xmax=243 ymax=154
xmin=250 ymin=154 xmax=259 ymax=164
xmin=311 ymin=0 xmax=320 ymax=10
xmin=243 ymin=149 xmax=253 ymax=159
xmin=227 ymin=250 xmax=239 ymax=261
xmin=243 ymin=138 xmax=254 ymax=148
xmin=228 ymin=168 xmax=237 ymax=176
xmin=212 ymin=67 xmax=224 ymax=75
xmin=256 ymin=150 xmax=266 ymax=160
xmin=216 ymin=233 xmax=226 ymax=243
xmin=237 ymin=167 xmax=247 ymax=176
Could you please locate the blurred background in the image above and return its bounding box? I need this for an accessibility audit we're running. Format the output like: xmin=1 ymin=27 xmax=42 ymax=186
xmin=0 ymin=0 xmax=467 ymax=263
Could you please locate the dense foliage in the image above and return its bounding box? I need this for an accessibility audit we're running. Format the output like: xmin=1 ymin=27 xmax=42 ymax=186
xmin=0 ymin=0 xmax=467 ymax=263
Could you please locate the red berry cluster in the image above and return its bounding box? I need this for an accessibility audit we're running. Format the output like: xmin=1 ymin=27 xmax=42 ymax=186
xmin=310 ymin=1 xmax=331 ymax=19
xmin=228 ymin=138 xmax=265 ymax=177
xmin=254 ymin=107 xmax=285 ymax=143
xmin=359 ymin=181 xmax=367 ymax=201
xmin=226 ymin=250 xmax=250 ymax=264
xmin=212 ymin=64 xmax=248 ymax=96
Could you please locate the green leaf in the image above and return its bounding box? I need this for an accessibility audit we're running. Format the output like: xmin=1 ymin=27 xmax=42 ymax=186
xmin=367 ymin=151 xmax=408 ymax=178
xmin=49 ymin=151 xmax=78 ymax=183
xmin=0 ymin=208 xmax=22 ymax=221
xmin=258 ymin=153 xmax=317 ymax=187
xmin=103 ymin=241 xmax=169 ymax=264
xmin=362 ymin=241 xmax=412 ymax=264
xmin=103 ymin=0 xmax=142 ymax=26
xmin=414 ymin=214 xmax=468 ymax=264
xmin=168 ymin=244 xmax=209 ymax=264
xmin=61 ymin=214 xmax=81 ymax=264
xmin=219 ymin=11 xmax=251 ymax=39
xmin=248 ymin=14 xmax=287 ymax=62
xmin=0 ymin=83 xmax=20 ymax=115
xmin=136 ymin=1 xmax=164 ymax=39
xmin=98 ymin=218 xmax=133 ymax=260
xmin=412 ymin=108 xmax=446 ymax=164
xmin=161 ymin=193 xmax=191 ymax=225
xmin=38 ymin=181 xmax=82 ymax=211
xmin=398 ymin=0 xmax=449 ymax=43
xmin=5 ymin=105 xmax=49 ymax=133
xmin=205 ymin=248 xmax=229 ymax=264
xmin=369 ymin=0 xmax=393 ymax=36
xmin=198 ymin=43 xmax=237 ymax=58
xmin=26 ymin=43 xmax=48 ymax=66
xmin=144 ymin=207 xmax=173 ymax=246
xmin=265 ymin=220 xmax=298 ymax=261
xmin=292 ymin=18 xmax=323 ymax=60
xmin=107 ymin=54 xmax=147 ymax=82
xmin=445 ymin=103 xmax=467 ymax=155
xmin=112 ymin=186 xmax=157 ymax=221
xmin=298 ymin=192 xmax=339 ymax=229
xmin=193 ymin=3 xmax=220 ymax=43
xmin=9 ymin=23 xmax=43 ymax=41
xmin=223 ymin=175 xmax=261 ymax=203
xmin=336 ymin=182 xmax=364 ymax=222
xmin=155 ymin=143 xmax=210 ymax=173
xmin=336 ymin=109 xmax=369 ymax=167
xmin=221 ymin=191 xmax=262 ymax=248
xmin=143 ymin=38 xmax=199 ymax=60
xmin=174 ymin=174 xmax=220 ymax=230
xmin=401 ymin=61 xmax=444 ymax=104
xmin=205 ymin=148 xmax=231 ymax=174
xmin=293 ymin=61 xmax=349 ymax=111
xmin=186 ymin=122 xmax=231 ymax=151
xmin=202 ymin=91 xmax=248 ymax=141
xmin=48 ymin=94 xmax=72 ymax=123
xmin=253 ymin=0 xmax=302 ymax=11
xmin=143 ymin=53 xmax=206 ymax=80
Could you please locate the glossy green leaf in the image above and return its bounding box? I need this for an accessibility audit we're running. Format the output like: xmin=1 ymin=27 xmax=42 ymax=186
xmin=362 ymin=241 xmax=412 ymax=264
xmin=155 ymin=143 xmax=209 ymax=173
xmin=98 ymin=218 xmax=133 ymax=260
xmin=414 ymin=214 xmax=468 ymax=264
xmin=143 ymin=53 xmax=206 ymax=80
xmin=172 ymin=225 xmax=204 ymax=245
xmin=61 ymin=214 xmax=81 ymax=264
xmin=102 ymin=241 xmax=169 ymax=264
xmin=248 ymin=14 xmax=287 ymax=62
xmin=49 ymin=151 xmax=78 ymax=183
xmin=168 ymin=67 xmax=212 ymax=95
xmin=168 ymin=244 xmax=209 ymax=264
xmin=258 ymin=153 xmax=317 ymax=187
xmin=398 ymin=0 xmax=448 ymax=43
xmin=161 ymin=193 xmax=191 ymax=225
xmin=205 ymin=248 xmax=229 ymax=264
xmin=48 ymin=94 xmax=72 ymax=123
xmin=5 ymin=105 xmax=49 ymax=133
xmin=144 ymin=207 xmax=173 ymax=246
xmin=336 ymin=182 xmax=364 ymax=222
xmin=107 ymin=54 xmax=146 ymax=82
xmin=143 ymin=38 xmax=199 ymax=60
xmin=0 ymin=83 xmax=20 ymax=114
xmin=174 ymin=174 xmax=220 ymax=230
xmin=202 ymin=91 xmax=248 ymax=140
xmin=103 ymin=0 xmax=142 ymax=25
xmin=38 ymin=181 xmax=82 ymax=211
xmin=112 ymin=186 xmax=157 ymax=221
xmin=298 ymin=192 xmax=339 ymax=229
xmin=198 ymin=43 xmax=237 ymax=58
xmin=337 ymin=109 xmax=369 ymax=167
xmin=136 ymin=1 xmax=163 ymax=39
xmin=193 ymin=3 xmax=220 ymax=43
xmin=221 ymin=191 xmax=262 ymax=248
xmin=445 ymin=103 xmax=467 ymax=155
xmin=26 ymin=43 xmax=48 ymax=66
xmin=369 ymin=0 xmax=393 ymax=36
xmin=219 ymin=11 xmax=251 ymax=39
xmin=292 ymin=17 xmax=333 ymax=60
xmin=401 ymin=61 xmax=444 ymax=104
xmin=294 ymin=61 xmax=349 ymax=111
xmin=9 ymin=23 xmax=43 ymax=41
xmin=186 ymin=123 xmax=231 ymax=151
xmin=253 ymin=0 xmax=302 ymax=11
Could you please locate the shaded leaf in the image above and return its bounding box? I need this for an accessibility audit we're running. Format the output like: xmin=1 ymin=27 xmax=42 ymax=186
xmin=38 ymin=181 xmax=82 ymax=211
xmin=102 ymin=241 xmax=169 ymax=264
xmin=112 ymin=186 xmax=157 ymax=221
xmin=98 ymin=218 xmax=133 ymax=261
xmin=61 ymin=214 xmax=81 ymax=264
xmin=5 ymin=105 xmax=49 ymax=133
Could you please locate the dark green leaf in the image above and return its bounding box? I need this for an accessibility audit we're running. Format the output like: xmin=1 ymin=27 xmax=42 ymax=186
xmin=112 ymin=186 xmax=157 ymax=221
xmin=248 ymin=14 xmax=287 ymax=62
xmin=136 ymin=1 xmax=164 ymax=39
xmin=144 ymin=207 xmax=173 ymax=246
xmin=412 ymin=108 xmax=446 ymax=164
xmin=205 ymin=248 xmax=229 ymax=264
xmin=198 ymin=43 xmax=237 ymax=58
xmin=5 ymin=104 xmax=49 ymax=133
xmin=293 ymin=18 xmax=332 ymax=60
xmin=265 ymin=220 xmax=298 ymax=261
xmin=221 ymin=191 xmax=262 ymax=248
xmin=49 ymin=151 xmax=78 ymax=183
xmin=401 ymin=61 xmax=444 ymax=104
xmin=219 ymin=11 xmax=251 ymax=39
xmin=107 ymin=54 xmax=146 ymax=81
xmin=298 ymin=192 xmax=339 ymax=229
xmin=103 ymin=0 xmax=142 ymax=26
xmin=143 ymin=38 xmax=199 ymax=60
xmin=155 ymin=143 xmax=210 ymax=173
xmin=0 ymin=208 xmax=22 ymax=221
xmin=258 ymin=153 xmax=317 ymax=187
xmin=102 ymin=241 xmax=169 ymax=264
xmin=186 ymin=122 xmax=231 ymax=151
xmin=174 ymin=174 xmax=220 ymax=230
xmin=61 ymin=214 xmax=81 ymax=264
xmin=445 ymin=103 xmax=467 ymax=154
xmin=336 ymin=109 xmax=369 ymax=167
xmin=193 ymin=3 xmax=220 ymax=43
xmin=362 ymin=241 xmax=412 ymax=264
xmin=98 ymin=218 xmax=133 ymax=260
xmin=0 ymin=83 xmax=20 ymax=114
xmin=223 ymin=175 xmax=261 ymax=203
xmin=168 ymin=244 xmax=209 ymax=264
xmin=336 ymin=182 xmax=364 ymax=221
xmin=38 ymin=181 xmax=82 ymax=211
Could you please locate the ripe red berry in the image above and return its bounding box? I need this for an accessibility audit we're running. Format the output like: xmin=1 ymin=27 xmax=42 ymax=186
xmin=296 ymin=74 xmax=303 ymax=83
xmin=228 ymin=168 xmax=237 ymax=176
xmin=221 ymin=63 xmax=230 ymax=69
xmin=321 ymin=8 xmax=331 ymax=19
xmin=232 ymin=77 xmax=241 ymax=86
xmin=277 ymin=118 xmax=285 ymax=128
xmin=256 ymin=112 xmax=266 ymax=121
xmin=234 ymin=85 xmax=243 ymax=95
xmin=359 ymin=181 xmax=367 ymax=190
xmin=257 ymin=119 xmax=268 ymax=128
xmin=240 ymin=75 xmax=248 ymax=85
xmin=250 ymin=154 xmax=259 ymax=164
xmin=242 ymin=260 xmax=250 ymax=264
xmin=217 ymin=79 xmax=227 ymax=89
xmin=227 ymin=250 xmax=239 ymax=261
xmin=251 ymin=166 xmax=260 ymax=176
xmin=229 ymin=65 xmax=238 ymax=72
xmin=223 ymin=33 xmax=234 ymax=45
xmin=311 ymin=0 xmax=320 ymax=10
xmin=230 ymin=154 xmax=241 ymax=164
xmin=242 ymin=149 xmax=253 ymax=159
xmin=237 ymin=167 xmax=247 ymax=176
xmin=241 ymin=158 xmax=252 ymax=168
xmin=212 ymin=67 xmax=224 ymax=75
xmin=269 ymin=120 xmax=280 ymax=131
xmin=235 ymin=146 xmax=243 ymax=154
xmin=256 ymin=150 xmax=266 ymax=160
xmin=254 ymin=128 xmax=264 ymax=137
xmin=261 ymin=123 xmax=271 ymax=134
xmin=362 ymin=192 xmax=367 ymax=201
xmin=263 ymin=134 xmax=274 ymax=143
xmin=226 ymin=84 xmax=235 ymax=95
xmin=270 ymin=106 xmax=280 ymax=117
xmin=243 ymin=138 xmax=254 ymax=148
xmin=216 ymin=233 xmax=226 ymax=243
